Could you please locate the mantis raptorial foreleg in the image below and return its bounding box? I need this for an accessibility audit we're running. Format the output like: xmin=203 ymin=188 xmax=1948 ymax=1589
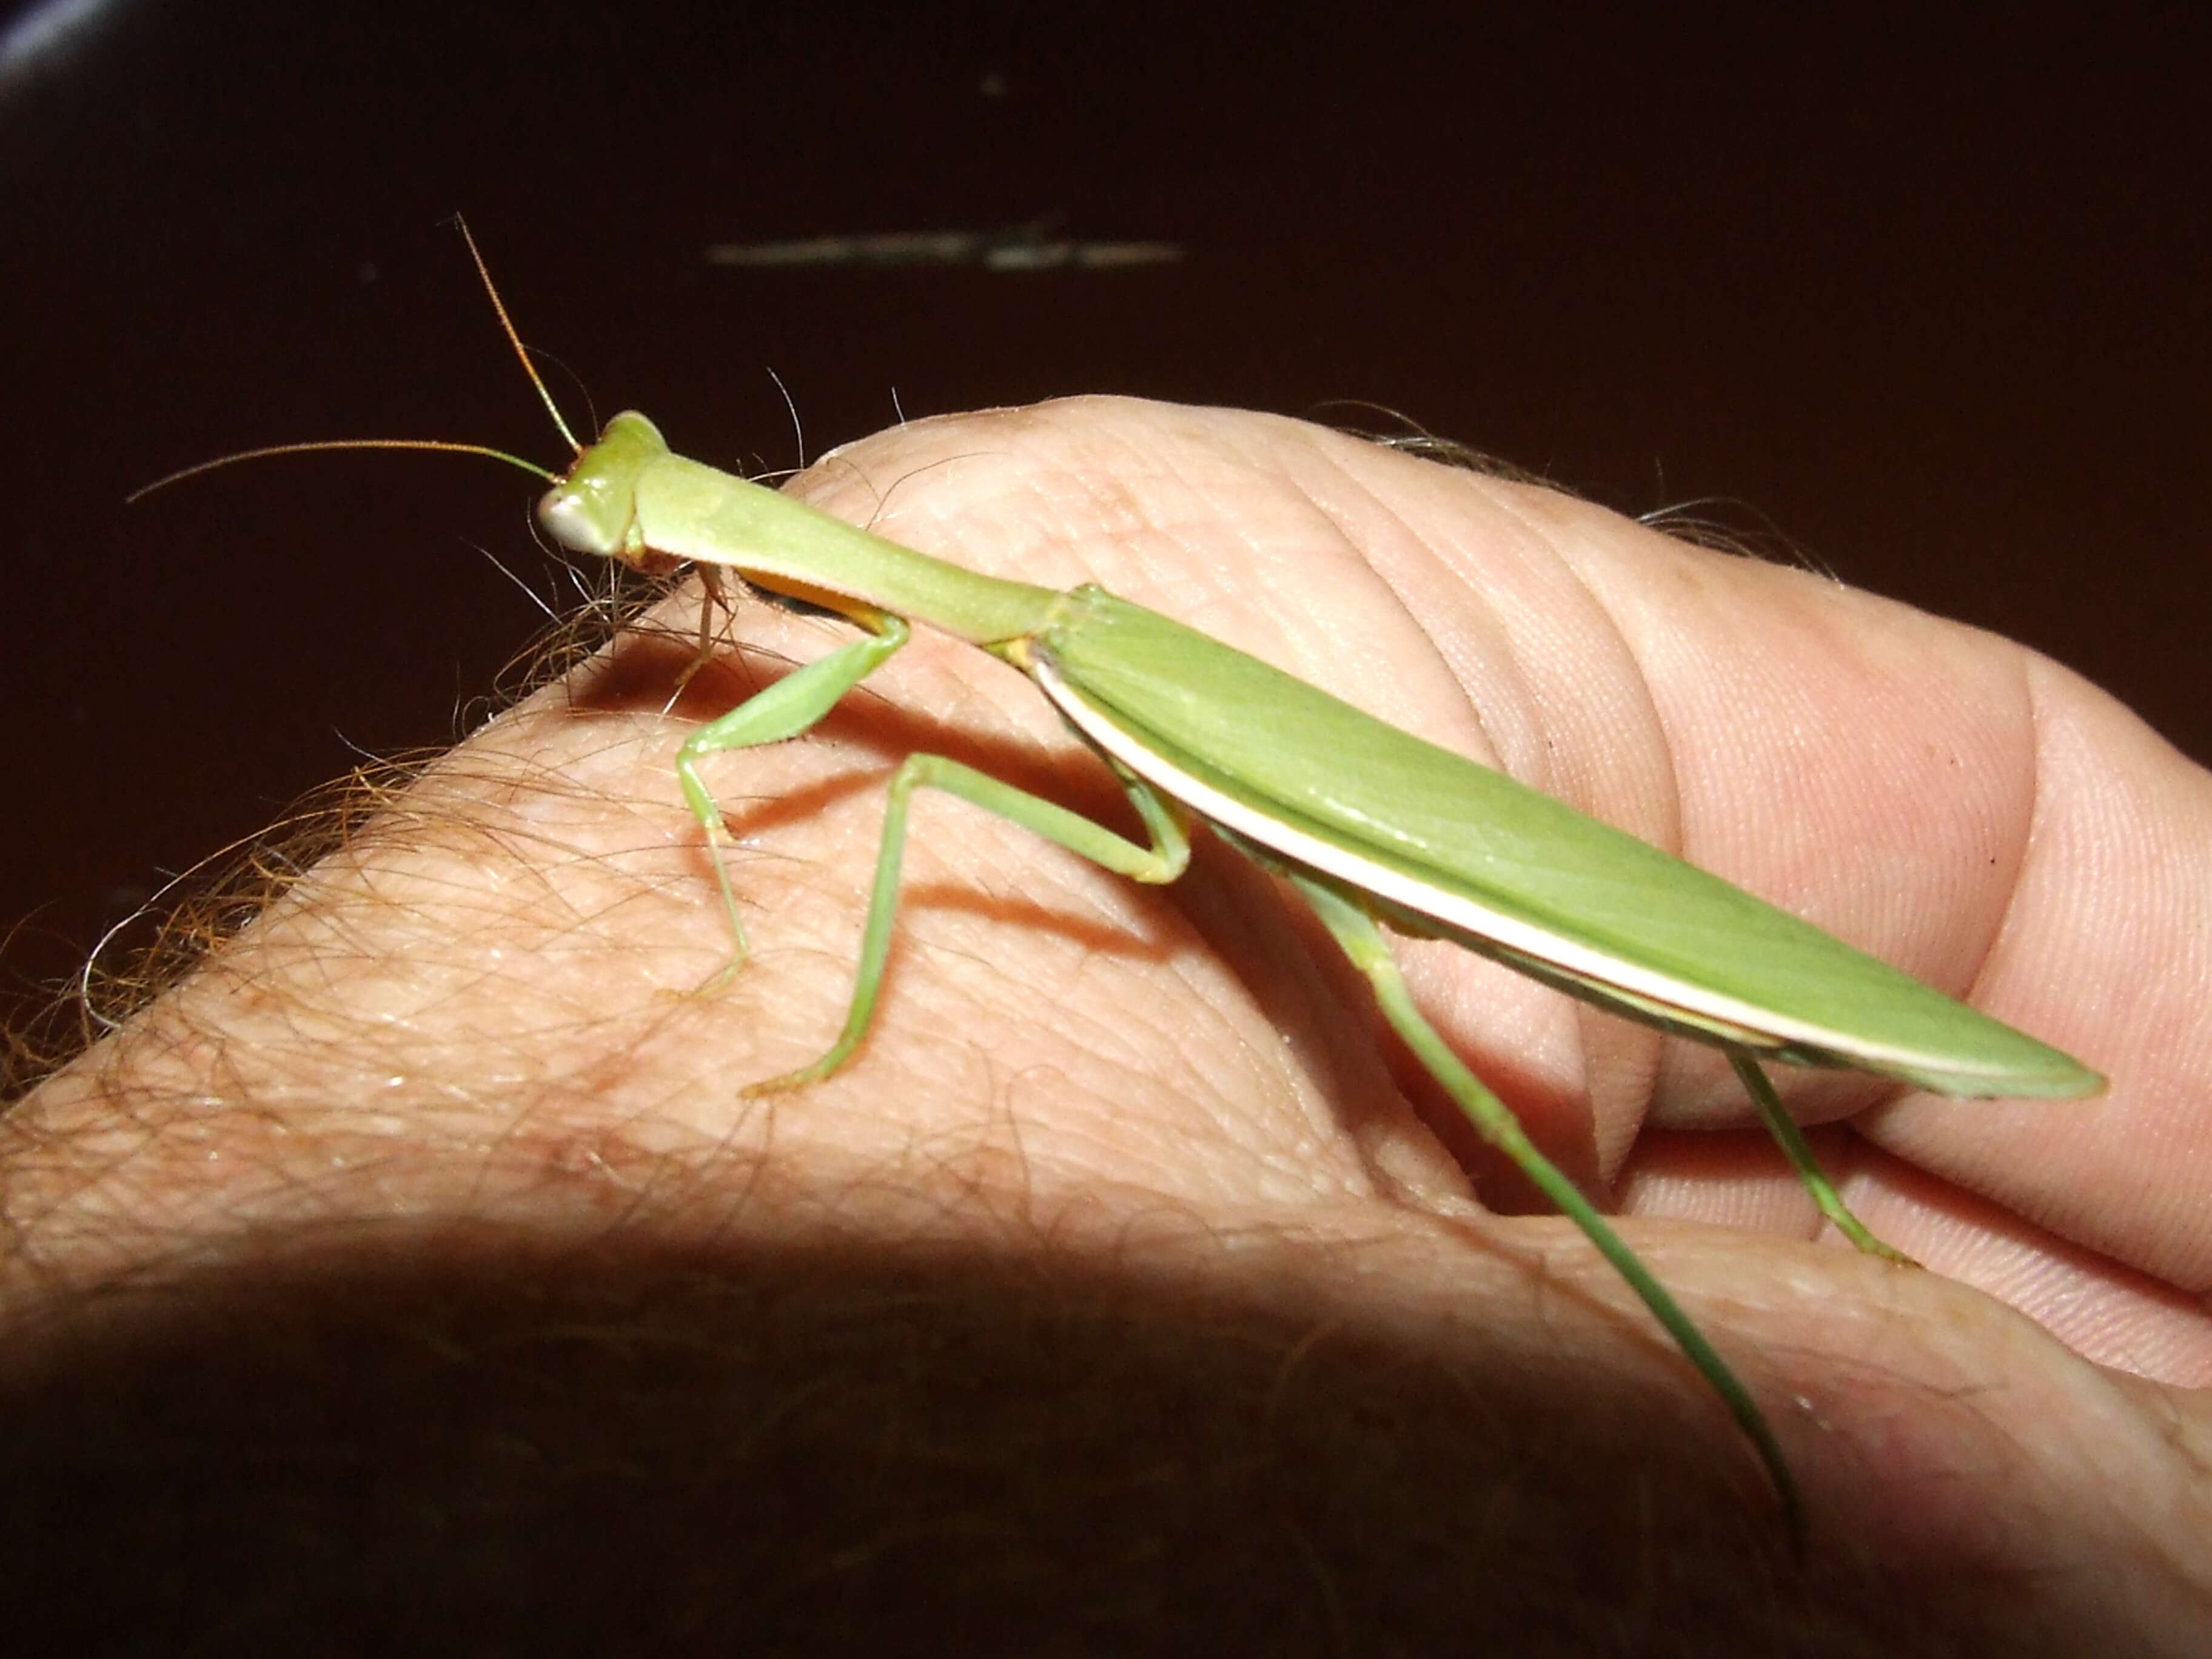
xmin=669 ymin=609 xmax=913 ymax=967
xmin=669 ymin=615 xmax=1194 ymax=1093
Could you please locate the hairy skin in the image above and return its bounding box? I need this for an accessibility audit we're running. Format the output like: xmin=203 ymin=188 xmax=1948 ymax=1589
xmin=5 ymin=399 xmax=2208 ymax=1651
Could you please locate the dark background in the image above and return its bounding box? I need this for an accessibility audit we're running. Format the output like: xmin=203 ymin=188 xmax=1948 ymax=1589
xmin=3 ymin=0 xmax=2205 ymax=1040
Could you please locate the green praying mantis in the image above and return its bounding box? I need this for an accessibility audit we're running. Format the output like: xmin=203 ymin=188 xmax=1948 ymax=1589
xmin=141 ymin=227 xmax=2103 ymax=1547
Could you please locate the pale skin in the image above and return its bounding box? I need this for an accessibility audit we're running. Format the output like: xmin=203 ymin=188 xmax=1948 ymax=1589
xmin=5 ymin=398 xmax=2209 ymax=1648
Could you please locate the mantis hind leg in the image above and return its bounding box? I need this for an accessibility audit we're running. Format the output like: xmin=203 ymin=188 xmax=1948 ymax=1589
xmin=1728 ymin=1051 xmax=1917 ymax=1265
xmin=1284 ymin=868 xmax=1805 ymax=1548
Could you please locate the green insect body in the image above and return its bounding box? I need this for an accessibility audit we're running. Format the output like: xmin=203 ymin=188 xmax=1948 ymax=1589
xmin=534 ymin=409 xmax=2099 ymax=1546
xmin=144 ymin=232 xmax=2100 ymax=1550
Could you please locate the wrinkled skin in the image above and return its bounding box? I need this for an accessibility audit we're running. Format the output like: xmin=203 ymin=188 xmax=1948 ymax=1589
xmin=7 ymin=400 xmax=2208 ymax=1652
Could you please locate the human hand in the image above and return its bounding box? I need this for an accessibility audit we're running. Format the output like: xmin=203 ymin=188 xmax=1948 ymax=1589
xmin=8 ymin=398 xmax=2206 ymax=1651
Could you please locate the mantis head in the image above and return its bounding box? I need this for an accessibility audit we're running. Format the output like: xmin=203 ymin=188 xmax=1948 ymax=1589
xmin=535 ymin=411 xmax=672 ymax=574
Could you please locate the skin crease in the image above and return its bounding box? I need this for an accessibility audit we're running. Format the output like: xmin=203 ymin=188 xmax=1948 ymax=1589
xmin=4 ymin=398 xmax=2208 ymax=1651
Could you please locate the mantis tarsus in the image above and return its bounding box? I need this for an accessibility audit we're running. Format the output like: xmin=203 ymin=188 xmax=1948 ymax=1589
xmin=141 ymin=227 xmax=2103 ymax=1549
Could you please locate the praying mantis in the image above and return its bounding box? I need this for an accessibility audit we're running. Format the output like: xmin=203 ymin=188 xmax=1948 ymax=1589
xmin=141 ymin=227 xmax=2103 ymax=1547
